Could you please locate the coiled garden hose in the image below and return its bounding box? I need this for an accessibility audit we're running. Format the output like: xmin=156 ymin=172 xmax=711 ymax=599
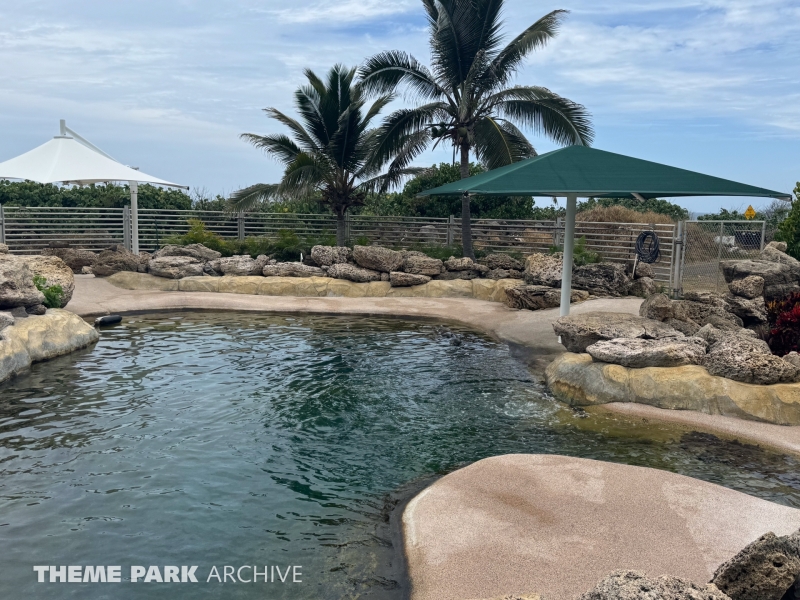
xmin=635 ymin=230 xmax=661 ymax=264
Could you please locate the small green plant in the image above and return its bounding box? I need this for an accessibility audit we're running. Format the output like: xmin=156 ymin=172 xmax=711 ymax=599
xmin=165 ymin=219 xmax=236 ymax=256
xmin=354 ymin=235 xmax=371 ymax=247
xmin=549 ymin=236 xmax=601 ymax=266
xmin=33 ymin=275 xmax=64 ymax=309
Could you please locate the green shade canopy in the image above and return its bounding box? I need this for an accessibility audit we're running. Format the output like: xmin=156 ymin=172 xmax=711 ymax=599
xmin=417 ymin=145 xmax=791 ymax=200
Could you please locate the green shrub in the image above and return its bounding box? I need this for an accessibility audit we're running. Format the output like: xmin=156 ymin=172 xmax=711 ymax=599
xmin=32 ymin=275 xmax=64 ymax=309
xmin=550 ymin=236 xmax=601 ymax=266
xmin=776 ymin=183 xmax=800 ymax=259
xmin=165 ymin=219 xmax=236 ymax=256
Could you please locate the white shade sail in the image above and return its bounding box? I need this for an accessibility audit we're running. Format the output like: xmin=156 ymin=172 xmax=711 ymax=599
xmin=0 ymin=135 xmax=185 ymax=188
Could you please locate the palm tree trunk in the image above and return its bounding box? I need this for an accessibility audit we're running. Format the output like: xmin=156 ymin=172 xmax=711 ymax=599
xmin=336 ymin=212 xmax=347 ymax=247
xmin=459 ymin=143 xmax=475 ymax=260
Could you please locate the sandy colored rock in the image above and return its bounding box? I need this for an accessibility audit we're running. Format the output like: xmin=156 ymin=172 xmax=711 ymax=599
xmin=403 ymin=454 xmax=800 ymax=600
xmin=586 ymin=336 xmax=707 ymax=368
xmin=712 ymin=531 xmax=800 ymax=600
xmin=390 ymin=271 xmax=431 ymax=287
xmin=20 ymin=255 xmax=75 ymax=307
xmin=153 ymin=243 xmax=222 ymax=261
xmin=209 ymin=255 xmax=268 ymax=276
xmin=106 ymin=271 xmax=179 ymax=291
xmin=629 ymin=277 xmax=657 ymax=298
xmin=722 ymin=259 xmax=800 ymax=301
xmin=327 ymin=263 xmax=381 ymax=283
xmin=426 ymin=279 xmax=473 ymax=298
xmin=365 ymin=281 xmax=392 ymax=297
xmin=217 ymin=276 xmax=263 ymax=295
xmin=0 ymin=254 xmax=46 ymax=309
xmin=0 ymin=243 xmax=7 ymax=254
xmin=675 ymin=298 xmax=743 ymax=328
xmin=42 ymin=247 xmax=98 ymax=273
xmin=472 ymin=279 xmax=523 ymax=303
xmin=257 ymin=277 xmax=303 ymax=297
xmin=579 ymin=570 xmax=730 ymax=600
xmin=0 ymin=311 xmax=14 ymax=332
xmin=638 ymin=293 xmax=675 ymax=321
xmin=385 ymin=284 xmax=428 ymax=298
xmin=633 ymin=262 xmax=655 ymax=279
xmin=553 ymin=311 xmax=683 ymax=353
xmin=262 ymin=262 xmax=324 ymax=277
xmin=352 ymin=245 xmax=405 ymax=272
xmin=666 ymin=317 xmax=701 ymax=336
xmin=403 ymin=254 xmax=444 ymax=276
xmin=723 ymin=293 xmax=767 ymax=324
xmin=310 ymin=245 xmax=351 ymax=267
xmin=291 ymin=276 xmax=330 ymax=297
xmin=326 ymin=278 xmax=368 ymax=297
xmin=727 ymin=275 xmax=764 ymax=299
xmin=703 ymin=334 xmax=799 ymax=385
xmin=767 ymin=240 xmax=788 ymax=252
xmin=523 ymin=252 xmax=562 ymax=287
xmin=545 ymin=352 xmax=800 ymax=424
xmin=0 ymin=308 xmax=99 ymax=383
xmin=761 ymin=244 xmax=800 ymax=265
xmin=148 ymin=255 xmax=205 ymax=279
xmin=444 ymin=256 xmax=475 ymax=271
xmin=92 ymin=245 xmax=140 ymax=277
xmin=178 ymin=277 xmax=220 ymax=293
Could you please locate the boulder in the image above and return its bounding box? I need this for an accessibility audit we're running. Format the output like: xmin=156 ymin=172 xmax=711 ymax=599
xmin=711 ymin=531 xmax=800 ymax=600
xmin=0 ymin=254 xmax=46 ymax=309
xmin=579 ymin=570 xmax=730 ymax=600
xmin=553 ymin=312 xmax=684 ymax=353
xmin=92 ymin=245 xmax=140 ymax=277
xmin=262 ymin=262 xmax=324 ymax=277
xmin=486 ymin=268 xmax=522 ymax=280
xmin=674 ymin=299 xmax=743 ymax=328
xmin=153 ymin=243 xmax=222 ymax=261
xmin=586 ymin=337 xmax=708 ymax=368
xmin=26 ymin=304 xmax=47 ymax=315
xmin=572 ymin=263 xmax=631 ymax=296
xmin=148 ymin=256 xmax=205 ymax=279
xmin=436 ymin=269 xmax=483 ymax=280
xmin=402 ymin=253 xmax=443 ymax=276
xmin=639 ymin=293 xmax=675 ymax=321
xmin=0 ymin=311 xmax=14 ymax=332
xmin=784 ymin=352 xmax=800 ymax=369
xmin=629 ymin=277 xmax=657 ymax=298
xmin=523 ymin=253 xmax=562 ymax=287
xmin=389 ymin=271 xmax=430 ymax=287
xmin=633 ymin=262 xmax=655 ymax=279
xmin=703 ymin=335 xmax=799 ymax=385
xmin=327 ymin=263 xmax=381 ymax=283
xmin=136 ymin=251 xmax=151 ymax=273
xmin=760 ymin=244 xmax=800 ymax=265
xmin=0 ymin=243 xmax=7 ymax=254
xmin=208 ymin=255 xmax=268 ymax=276
xmin=666 ymin=317 xmax=701 ymax=336
xmin=767 ymin=240 xmax=788 ymax=252
xmin=481 ymin=253 xmax=524 ymax=271
xmin=728 ymin=275 xmax=765 ymax=299
xmin=722 ymin=259 xmax=800 ymax=301
xmin=352 ymin=245 xmax=404 ymax=272
xmin=723 ymin=294 xmax=767 ymax=325
xmin=505 ymin=285 xmax=588 ymax=311
xmin=19 ymin=255 xmax=75 ymax=307
xmin=682 ymin=290 xmax=728 ymax=307
xmin=310 ymin=245 xmax=351 ymax=267
xmin=695 ymin=324 xmax=757 ymax=345
xmin=444 ymin=256 xmax=475 ymax=271
xmin=42 ymin=247 xmax=98 ymax=274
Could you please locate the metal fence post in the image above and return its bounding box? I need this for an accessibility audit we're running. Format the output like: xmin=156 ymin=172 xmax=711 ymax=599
xmin=0 ymin=204 xmax=5 ymax=245
xmin=123 ymin=205 xmax=131 ymax=251
xmin=715 ymin=221 xmax=724 ymax=292
xmin=555 ymin=217 xmax=563 ymax=248
xmin=671 ymin=220 xmax=684 ymax=298
xmin=237 ymin=211 xmax=245 ymax=241
xmin=446 ymin=214 xmax=454 ymax=246
xmin=760 ymin=220 xmax=767 ymax=251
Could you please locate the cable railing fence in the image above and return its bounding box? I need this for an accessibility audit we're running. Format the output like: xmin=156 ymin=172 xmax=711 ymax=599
xmin=1 ymin=206 xmax=677 ymax=285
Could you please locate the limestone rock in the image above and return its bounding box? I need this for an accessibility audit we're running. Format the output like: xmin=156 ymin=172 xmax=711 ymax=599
xmin=505 ymin=285 xmax=588 ymax=311
xmin=389 ymin=271 xmax=430 ymax=287
xmin=695 ymin=324 xmax=757 ymax=345
xmin=760 ymin=244 xmax=800 ymax=265
xmin=553 ymin=312 xmax=684 ymax=353
xmin=639 ymin=293 xmax=675 ymax=321
xmin=481 ymin=253 xmax=524 ymax=271
xmin=633 ymin=262 xmax=655 ymax=279
xmin=310 ymin=245 xmax=351 ymax=267
xmin=629 ymin=277 xmax=657 ymax=298
xmin=0 ymin=311 xmax=15 ymax=331
xmin=722 ymin=259 xmax=800 ymax=301
xmin=42 ymin=247 xmax=98 ymax=274
xmin=486 ymin=268 xmax=521 ymax=280
xmin=136 ymin=251 xmax=151 ymax=273
xmin=148 ymin=256 xmax=205 ymax=279
xmin=0 ymin=254 xmax=45 ymax=309
xmin=579 ymin=570 xmax=730 ymax=600
xmin=327 ymin=263 xmax=381 ymax=283
xmin=523 ymin=253 xmax=562 ymax=287
xmin=0 ymin=243 xmax=7 ymax=254
xmin=728 ymin=275 xmax=765 ymax=299
xmin=784 ymin=352 xmax=800 ymax=369
xmin=92 ymin=245 xmax=140 ymax=277
xmin=436 ymin=269 xmax=483 ymax=280
xmin=262 ymin=262 xmax=324 ymax=277
xmin=682 ymin=291 xmax=728 ymax=307
xmin=572 ymin=263 xmax=631 ymax=296
xmin=767 ymin=240 xmax=788 ymax=252
xmin=666 ymin=317 xmax=701 ymax=336
xmin=19 ymin=255 xmax=75 ymax=307
xmin=26 ymin=304 xmax=47 ymax=315
xmin=153 ymin=243 xmax=222 ymax=261
xmin=208 ymin=255 xmax=268 ymax=276
xmin=586 ymin=337 xmax=708 ymax=368
xmin=703 ymin=335 xmax=799 ymax=385
xmin=352 ymin=245 xmax=404 ymax=272
xmin=402 ymin=253 xmax=443 ymax=276
xmin=674 ymin=299 xmax=743 ymax=328
xmin=723 ymin=294 xmax=767 ymax=325
xmin=380 ymin=272 xmax=389 ymax=282
xmin=712 ymin=531 xmax=800 ymax=600
xmin=444 ymin=256 xmax=475 ymax=271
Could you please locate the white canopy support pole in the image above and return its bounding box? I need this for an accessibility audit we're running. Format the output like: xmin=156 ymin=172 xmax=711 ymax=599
xmin=129 ymin=180 xmax=139 ymax=255
xmin=559 ymin=193 xmax=578 ymax=316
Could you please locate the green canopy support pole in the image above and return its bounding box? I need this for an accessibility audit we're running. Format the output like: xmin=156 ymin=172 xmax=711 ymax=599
xmin=559 ymin=193 xmax=577 ymax=316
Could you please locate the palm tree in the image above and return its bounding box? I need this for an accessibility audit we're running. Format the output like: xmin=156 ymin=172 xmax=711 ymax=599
xmin=359 ymin=1 xmax=594 ymax=259
xmin=229 ymin=64 xmax=425 ymax=246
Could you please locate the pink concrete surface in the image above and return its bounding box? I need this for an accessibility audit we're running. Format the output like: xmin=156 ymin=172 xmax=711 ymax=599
xmin=404 ymin=454 xmax=800 ymax=600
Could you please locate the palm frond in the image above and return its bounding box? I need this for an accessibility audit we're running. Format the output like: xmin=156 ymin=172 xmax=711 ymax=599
xmin=358 ymin=50 xmax=444 ymax=99
xmin=368 ymin=103 xmax=449 ymax=169
xmin=473 ymin=116 xmax=535 ymax=170
xmin=239 ymin=133 xmax=302 ymax=166
xmin=227 ymin=183 xmax=281 ymax=213
xmin=263 ymin=108 xmax=320 ymax=153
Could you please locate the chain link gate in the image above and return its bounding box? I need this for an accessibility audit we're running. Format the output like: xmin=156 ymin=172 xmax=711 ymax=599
xmin=675 ymin=220 xmax=767 ymax=294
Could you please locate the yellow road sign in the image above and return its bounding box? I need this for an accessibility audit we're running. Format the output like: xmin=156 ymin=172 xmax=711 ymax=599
xmin=744 ymin=205 xmax=756 ymax=220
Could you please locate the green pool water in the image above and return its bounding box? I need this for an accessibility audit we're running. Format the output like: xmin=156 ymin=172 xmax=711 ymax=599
xmin=1 ymin=312 xmax=798 ymax=599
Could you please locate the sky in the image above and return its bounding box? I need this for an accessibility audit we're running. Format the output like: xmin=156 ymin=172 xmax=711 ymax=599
xmin=0 ymin=0 xmax=798 ymax=213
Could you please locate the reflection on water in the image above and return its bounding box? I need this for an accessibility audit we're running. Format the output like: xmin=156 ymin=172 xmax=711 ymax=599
xmin=1 ymin=312 xmax=798 ymax=599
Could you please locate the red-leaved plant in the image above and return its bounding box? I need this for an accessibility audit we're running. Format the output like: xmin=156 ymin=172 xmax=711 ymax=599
xmin=767 ymin=292 xmax=800 ymax=356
